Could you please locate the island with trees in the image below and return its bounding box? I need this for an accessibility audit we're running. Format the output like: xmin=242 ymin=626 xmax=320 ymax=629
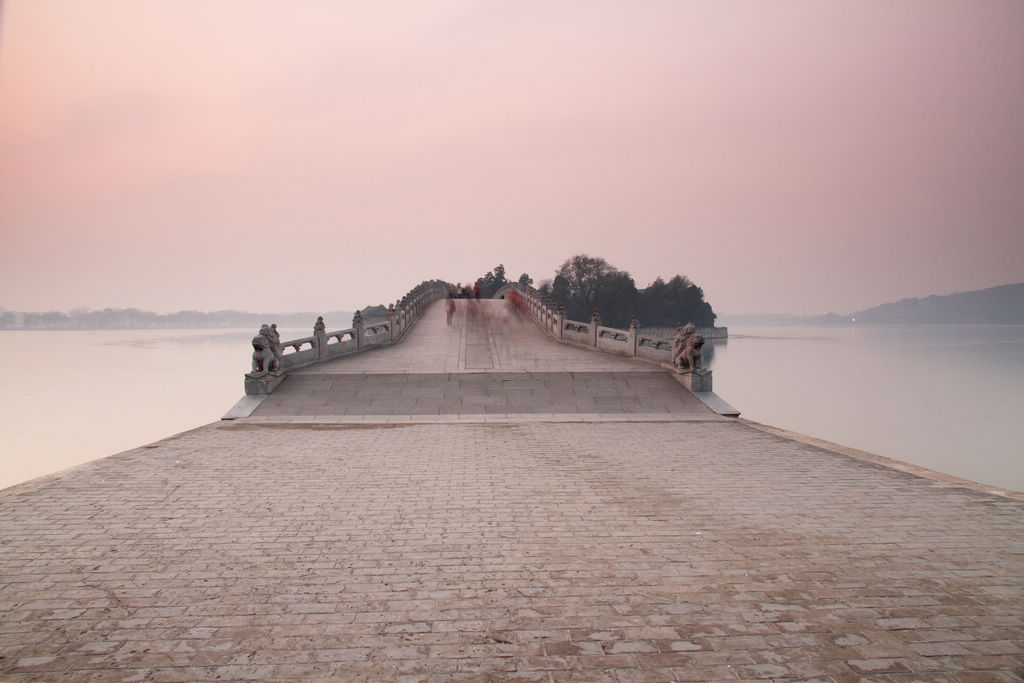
xmin=473 ymin=254 xmax=718 ymax=331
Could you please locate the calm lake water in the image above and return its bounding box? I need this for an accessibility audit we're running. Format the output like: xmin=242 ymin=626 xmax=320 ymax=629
xmin=707 ymin=324 xmax=1024 ymax=493
xmin=1 ymin=324 xmax=1022 ymax=492
xmin=0 ymin=328 xmax=307 ymax=491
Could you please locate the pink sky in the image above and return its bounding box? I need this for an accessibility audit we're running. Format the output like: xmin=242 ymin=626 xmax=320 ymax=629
xmin=1 ymin=0 xmax=1023 ymax=317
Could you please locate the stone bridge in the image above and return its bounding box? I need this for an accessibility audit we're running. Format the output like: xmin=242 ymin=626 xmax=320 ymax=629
xmin=235 ymin=288 xmax=734 ymax=424
xmin=1 ymin=283 xmax=1023 ymax=681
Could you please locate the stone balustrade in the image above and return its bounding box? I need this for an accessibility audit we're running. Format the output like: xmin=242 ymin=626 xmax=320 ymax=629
xmin=244 ymin=279 xmax=448 ymax=395
xmin=508 ymin=283 xmax=716 ymax=391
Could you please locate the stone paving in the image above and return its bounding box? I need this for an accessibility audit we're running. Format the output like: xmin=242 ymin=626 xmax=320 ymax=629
xmin=1 ymin=300 xmax=1023 ymax=681
xmin=251 ymin=371 xmax=715 ymax=418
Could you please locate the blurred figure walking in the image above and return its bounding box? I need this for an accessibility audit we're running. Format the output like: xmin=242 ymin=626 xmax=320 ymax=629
xmin=445 ymin=294 xmax=456 ymax=326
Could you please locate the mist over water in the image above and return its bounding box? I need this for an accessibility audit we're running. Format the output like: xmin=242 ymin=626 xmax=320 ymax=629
xmin=1 ymin=324 xmax=1022 ymax=493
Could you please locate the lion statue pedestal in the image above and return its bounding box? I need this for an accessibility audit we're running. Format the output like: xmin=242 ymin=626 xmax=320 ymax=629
xmin=665 ymin=366 xmax=713 ymax=393
xmin=244 ymin=373 xmax=285 ymax=395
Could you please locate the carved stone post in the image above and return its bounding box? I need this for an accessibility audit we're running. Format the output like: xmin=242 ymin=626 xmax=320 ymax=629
xmin=629 ymin=315 xmax=639 ymax=357
xmin=352 ymin=310 xmax=364 ymax=350
xmin=591 ymin=310 xmax=600 ymax=347
xmin=399 ymin=297 xmax=409 ymax=338
xmin=314 ymin=316 xmax=327 ymax=360
xmin=386 ymin=303 xmax=396 ymax=343
xmin=557 ymin=305 xmax=565 ymax=340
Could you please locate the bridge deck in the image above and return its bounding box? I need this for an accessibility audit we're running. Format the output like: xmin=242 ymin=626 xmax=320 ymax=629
xmin=1 ymin=301 xmax=1022 ymax=681
xmin=250 ymin=299 xmax=717 ymax=421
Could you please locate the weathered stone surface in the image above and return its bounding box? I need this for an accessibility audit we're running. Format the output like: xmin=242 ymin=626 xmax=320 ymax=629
xmin=664 ymin=363 xmax=714 ymax=392
xmin=692 ymin=390 xmax=739 ymax=417
xmin=2 ymin=418 xmax=1022 ymax=680
xmin=252 ymin=371 xmax=717 ymax=418
xmin=221 ymin=394 xmax=266 ymax=419
xmin=243 ymin=372 xmax=285 ymax=395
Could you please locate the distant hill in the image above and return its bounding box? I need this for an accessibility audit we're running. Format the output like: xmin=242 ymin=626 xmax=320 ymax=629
xmin=720 ymin=283 xmax=1024 ymax=326
xmin=718 ymin=312 xmax=840 ymax=326
xmin=849 ymin=283 xmax=1024 ymax=324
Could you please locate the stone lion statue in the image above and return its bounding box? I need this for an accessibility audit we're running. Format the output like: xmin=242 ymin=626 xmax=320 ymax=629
xmin=671 ymin=322 xmax=697 ymax=368
xmin=248 ymin=324 xmax=281 ymax=377
xmin=679 ymin=334 xmax=705 ymax=372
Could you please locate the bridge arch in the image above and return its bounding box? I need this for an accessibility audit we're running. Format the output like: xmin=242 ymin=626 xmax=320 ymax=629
xmin=493 ymin=283 xmax=519 ymax=299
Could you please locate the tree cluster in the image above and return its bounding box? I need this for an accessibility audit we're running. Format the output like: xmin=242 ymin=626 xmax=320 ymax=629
xmin=538 ymin=255 xmax=716 ymax=329
xmin=471 ymin=264 xmax=533 ymax=299
xmin=359 ymin=305 xmax=389 ymax=323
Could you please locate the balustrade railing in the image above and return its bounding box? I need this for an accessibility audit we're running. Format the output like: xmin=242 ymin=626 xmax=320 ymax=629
xmin=244 ymin=279 xmax=449 ymax=395
xmin=507 ymin=283 xmax=718 ymax=371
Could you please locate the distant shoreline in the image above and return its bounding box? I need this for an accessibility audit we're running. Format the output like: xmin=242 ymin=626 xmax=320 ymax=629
xmin=722 ymin=282 xmax=1024 ymax=326
xmin=719 ymin=318 xmax=1024 ymax=327
xmin=0 ymin=309 xmax=360 ymax=332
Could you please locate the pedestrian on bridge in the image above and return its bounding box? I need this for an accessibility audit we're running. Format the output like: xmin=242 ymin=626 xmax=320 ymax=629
xmin=445 ymin=294 xmax=456 ymax=326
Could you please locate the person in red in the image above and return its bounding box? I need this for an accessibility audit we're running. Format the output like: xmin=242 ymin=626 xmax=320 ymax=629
xmin=508 ymin=289 xmax=525 ymax=317
xmin=473 ymin=280 xmax=481 ymax=299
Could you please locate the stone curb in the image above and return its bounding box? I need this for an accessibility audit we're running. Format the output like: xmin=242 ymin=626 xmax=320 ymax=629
xmin=235 ymin=413 xmax=728 ymax=425
xmin=741 ymin=418 xmax=1024 ymax=501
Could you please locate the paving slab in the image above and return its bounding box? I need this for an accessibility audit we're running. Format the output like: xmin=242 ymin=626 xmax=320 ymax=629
xmin=1 ymin=419 xmax=1022 ymax=680
xmin=254 ymin=372 xmax=718 ymax=418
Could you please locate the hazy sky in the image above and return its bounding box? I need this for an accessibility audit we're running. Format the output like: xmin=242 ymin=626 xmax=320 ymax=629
xmin=2 ymin=1 xmax=1023 ymax=316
